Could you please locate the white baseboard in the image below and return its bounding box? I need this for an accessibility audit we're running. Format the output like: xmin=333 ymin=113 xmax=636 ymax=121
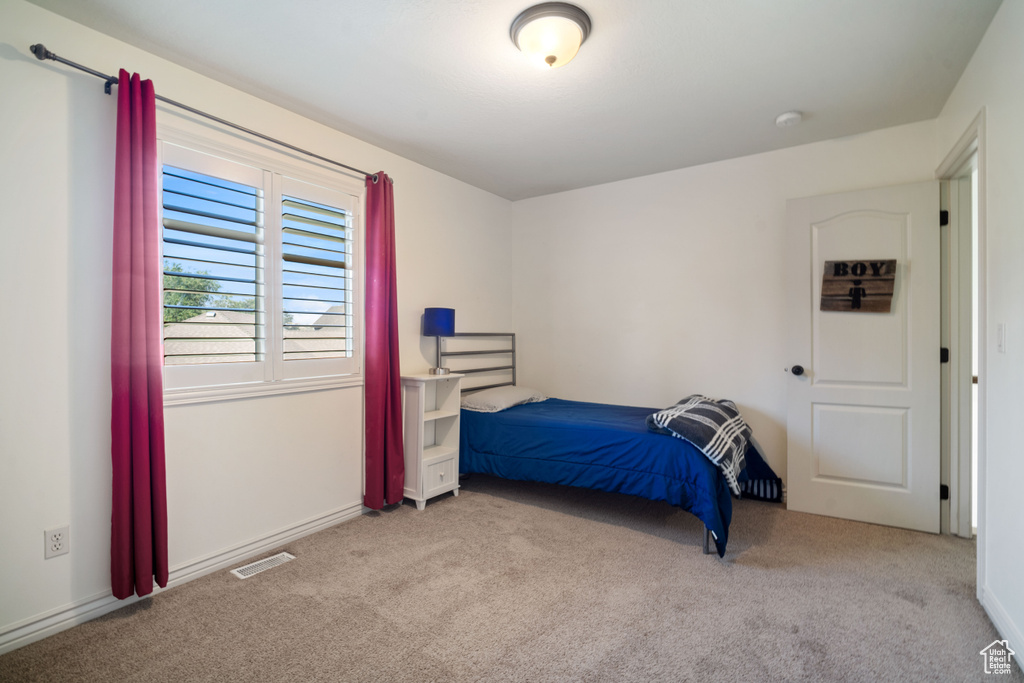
xmin=0 ymin=503 xmax=363 ymax=655
xmin=166 ymin=502 xmax=362 ymax=588
xmin=980 ymin=584 xmax=1024 ymax=669
xmin=0 ymin=590 xmax=144 ymax=658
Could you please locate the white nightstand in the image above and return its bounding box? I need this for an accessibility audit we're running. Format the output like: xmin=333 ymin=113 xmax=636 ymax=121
xmin=401 ymin=373 xmax=463 ymax=510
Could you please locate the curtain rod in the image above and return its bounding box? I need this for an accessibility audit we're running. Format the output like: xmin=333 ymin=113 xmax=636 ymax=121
xmin=30 ymin=43 xmax=382 ymax=183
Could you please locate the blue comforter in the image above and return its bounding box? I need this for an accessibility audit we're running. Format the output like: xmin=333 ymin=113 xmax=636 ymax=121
xmin=459 ymin=398 xmax=733 ymax=556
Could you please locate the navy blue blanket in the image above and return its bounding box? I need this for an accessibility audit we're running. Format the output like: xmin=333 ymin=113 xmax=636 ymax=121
xmin=460 ymin=398 xmax=734 ymax=556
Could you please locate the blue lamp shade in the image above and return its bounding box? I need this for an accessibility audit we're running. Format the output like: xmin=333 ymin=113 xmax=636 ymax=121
xmin=423 ymin=308 xmax=455 ymax=337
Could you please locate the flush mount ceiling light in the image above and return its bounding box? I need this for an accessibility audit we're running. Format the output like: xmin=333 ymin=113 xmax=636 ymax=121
xmin=511 ymin=2 xmax=592 ymax=69
xmin=775 ymin=110 xmax=804 ymax=127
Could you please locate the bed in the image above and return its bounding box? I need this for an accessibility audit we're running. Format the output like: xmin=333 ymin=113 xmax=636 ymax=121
xmin=444 ymin=333 xmax=781 ymax=557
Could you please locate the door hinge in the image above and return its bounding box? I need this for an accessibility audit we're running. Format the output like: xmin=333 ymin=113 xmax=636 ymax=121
xmin=940 ymin=347 xmax=950 ymax=363
xmin=940 ymin=209 xmax=949 ymax=226
xmin=940 ymin=484 xmax=950 ymax=500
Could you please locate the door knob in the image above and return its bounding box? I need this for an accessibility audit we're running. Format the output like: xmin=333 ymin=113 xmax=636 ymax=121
xmin=790 ymin=365 xmax=805 ymax=376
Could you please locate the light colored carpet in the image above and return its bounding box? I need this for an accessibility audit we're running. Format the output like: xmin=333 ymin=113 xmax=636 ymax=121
xmin=1 ymin=474 xmax=1019 ymax=682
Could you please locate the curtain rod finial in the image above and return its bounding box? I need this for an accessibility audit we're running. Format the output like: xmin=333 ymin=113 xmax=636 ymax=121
xmin=30 ymin=44 xmax=53 ymax=61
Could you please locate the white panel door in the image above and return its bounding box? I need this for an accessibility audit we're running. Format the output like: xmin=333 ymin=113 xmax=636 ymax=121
xmin=786 ymin=181 xmax=940 ymax=533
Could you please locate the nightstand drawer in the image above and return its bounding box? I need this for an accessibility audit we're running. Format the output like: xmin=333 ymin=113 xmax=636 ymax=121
xmin=424 ymin=456 xmax=457 ymax=496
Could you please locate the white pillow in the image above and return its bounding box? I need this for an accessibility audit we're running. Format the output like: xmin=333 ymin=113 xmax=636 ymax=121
xmin=461 ymin=385 xmax=546 ymax=413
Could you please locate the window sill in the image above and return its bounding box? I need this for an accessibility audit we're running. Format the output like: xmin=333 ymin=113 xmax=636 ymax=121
xmin=164 ymin=374 xmax=364 ymax=406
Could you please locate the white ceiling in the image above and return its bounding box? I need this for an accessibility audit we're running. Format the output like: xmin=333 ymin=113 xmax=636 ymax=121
xmin=27 ymin=0 xmax=1002 ymax=200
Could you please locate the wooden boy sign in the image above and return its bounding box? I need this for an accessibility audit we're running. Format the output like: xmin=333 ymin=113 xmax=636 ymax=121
xmin=820 ymin=260 xmax=896 ymax=313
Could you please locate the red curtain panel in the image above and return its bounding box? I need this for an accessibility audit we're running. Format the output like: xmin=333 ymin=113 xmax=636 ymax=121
xmin=363 ymin=173 xmax=404 ymax=509
xmin=110 ymin=69 xmax=168 ymax=599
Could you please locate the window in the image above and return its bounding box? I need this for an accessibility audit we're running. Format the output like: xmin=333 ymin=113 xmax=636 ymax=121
xmin=277 ymin=177 xmax=356 ymax=380
xmin=161 ymin=163 xmax=264 ymax=366
xmin=160 ymin=140 xmax=361 ymax=397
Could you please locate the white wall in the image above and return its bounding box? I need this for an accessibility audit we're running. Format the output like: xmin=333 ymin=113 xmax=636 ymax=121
xmin=0 ymin=0 xmax=515 ymax=652
xmin=933 ymin=0 xmax=1024 ymax=656
xmin=510 ymin=122 xmax=938 ymax=477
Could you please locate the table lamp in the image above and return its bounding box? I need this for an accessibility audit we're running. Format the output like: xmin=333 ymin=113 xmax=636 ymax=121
xmin=423 ymin=307 xmax=455 ymax=374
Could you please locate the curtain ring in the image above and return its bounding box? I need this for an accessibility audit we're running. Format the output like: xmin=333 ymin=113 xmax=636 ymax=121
xmin=372 ymin=173 xmax=379 ymax=184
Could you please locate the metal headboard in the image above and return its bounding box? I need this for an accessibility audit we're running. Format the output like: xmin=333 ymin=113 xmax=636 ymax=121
xmin=439 ymin=332 xmax=516 ymax=393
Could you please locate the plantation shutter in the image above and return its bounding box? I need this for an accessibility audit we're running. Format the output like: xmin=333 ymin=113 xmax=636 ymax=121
xmin=280 ymin=187 xmax=354 ymax=362
xmin=161 ymin=162 xmax=265 ymax=365
xmin=159 ymin=140 xmax=361 ymax=391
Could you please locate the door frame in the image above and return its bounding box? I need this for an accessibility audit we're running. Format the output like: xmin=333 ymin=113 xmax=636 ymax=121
xmin=935 ymin=109 xmax=986 ymax=552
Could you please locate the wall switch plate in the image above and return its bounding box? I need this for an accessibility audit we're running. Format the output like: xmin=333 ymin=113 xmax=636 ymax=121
xmin=44 ymin=526 xmax=69 ymax=559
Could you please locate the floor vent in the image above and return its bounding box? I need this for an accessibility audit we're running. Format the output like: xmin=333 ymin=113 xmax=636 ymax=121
xmin=230 ymin=552 xmax=296 ymax=579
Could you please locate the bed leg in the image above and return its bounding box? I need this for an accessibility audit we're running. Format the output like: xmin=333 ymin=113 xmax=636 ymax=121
xmin=702 ymin=526 xmax=712 ymax=555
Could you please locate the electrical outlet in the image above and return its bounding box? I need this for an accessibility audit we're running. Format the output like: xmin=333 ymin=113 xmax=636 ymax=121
xmin=44 ymin=526 xmax=69 ymax=559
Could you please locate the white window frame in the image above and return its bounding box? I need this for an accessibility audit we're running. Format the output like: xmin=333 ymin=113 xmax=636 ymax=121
xmin=158 ymin=126 xmax=365 ymax=405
